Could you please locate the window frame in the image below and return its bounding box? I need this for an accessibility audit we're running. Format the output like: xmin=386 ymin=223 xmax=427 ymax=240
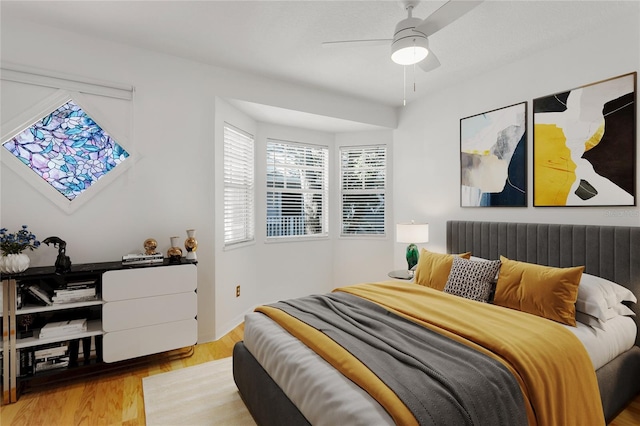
xmin=339 ymin=144 xmax=387 ymax=238
xmin=0 ymin=89 xmax=136 ymax=214
xmin=223 ymin=122 xmax=255 ymax=247
xmin=266 ymin=138 xmax=329 ymax=241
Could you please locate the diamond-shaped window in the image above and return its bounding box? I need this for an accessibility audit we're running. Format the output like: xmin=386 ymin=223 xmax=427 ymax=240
xmin=2 ymin=99 xmax=130 ymax=201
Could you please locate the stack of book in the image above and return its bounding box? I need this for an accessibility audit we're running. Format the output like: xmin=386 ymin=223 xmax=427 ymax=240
xmin=39 ymin=318 xmax=87 ymax=339
xmin=17 ymin=348 xmax=35 ymax=377
xmin=25 ymin=283 xmax=53 ymax=306
xmin=122 ymin=252 xmax=164 ymax=265
xmin=34 ymin=342 xmax=70 ymax=373
xmin=52 ymin=280 xmax=97 ymax=304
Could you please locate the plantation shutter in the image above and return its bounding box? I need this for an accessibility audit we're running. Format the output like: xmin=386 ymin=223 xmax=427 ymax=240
xmin=224 ymin=123 xmax=255 ymax=246
xmin=340 ymin=145 xmax=387 ymax=236
xmin=266 ymin=139 xmax=329 ymax=238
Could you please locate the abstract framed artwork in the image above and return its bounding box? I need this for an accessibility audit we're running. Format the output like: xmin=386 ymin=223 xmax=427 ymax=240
xmin=460 ymin=102 xmax=527 ymax=207
xmin=533 ymin=72 xmax=637 ymax=206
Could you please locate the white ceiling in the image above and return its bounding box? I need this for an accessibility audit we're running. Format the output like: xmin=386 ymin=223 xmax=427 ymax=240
xmin=2 ymin=1 xmax=637 ymax=131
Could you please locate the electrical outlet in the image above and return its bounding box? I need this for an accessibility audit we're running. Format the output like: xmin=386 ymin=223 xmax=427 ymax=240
xmin=236 ymin=285 xmax=241 ymax=297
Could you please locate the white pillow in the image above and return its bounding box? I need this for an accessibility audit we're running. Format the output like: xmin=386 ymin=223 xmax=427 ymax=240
xmin=575 ymin=306 xmax=634 ymax=329
xmin=470 ymin=256 xmax=500 ymax=262
xmin=608 ymin=280 xmax=637 ymax=306
xmin=576 ymin=273 xmax=636 ymax=322
xmin=584 ymin=273 xmax=636 ymax=306
xmin=614 ymin=303 xmax=636 ymax=317
xmin=575 ymin=311 xmax=604 ymax=330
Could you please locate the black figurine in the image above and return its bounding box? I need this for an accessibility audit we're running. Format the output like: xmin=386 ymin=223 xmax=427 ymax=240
xmin=43 ymin=236 xmax=72 ymax=274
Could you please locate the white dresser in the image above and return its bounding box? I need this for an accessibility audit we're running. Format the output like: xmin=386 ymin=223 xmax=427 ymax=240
xmin=2 ymin=260 xmax=198 ymax=403
xmin=101 ymin=263 xmax=197 ymax=363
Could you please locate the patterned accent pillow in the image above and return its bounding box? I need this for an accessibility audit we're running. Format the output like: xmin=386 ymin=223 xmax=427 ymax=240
xmin=444 ymin=257 xmax=502 ymax=303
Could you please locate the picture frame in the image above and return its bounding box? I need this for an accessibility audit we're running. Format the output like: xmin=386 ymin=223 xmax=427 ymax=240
xmin=533 ymin=72 xmax=637 ymax=207
xmin=460 ymin=102 xmax=528 ymax=207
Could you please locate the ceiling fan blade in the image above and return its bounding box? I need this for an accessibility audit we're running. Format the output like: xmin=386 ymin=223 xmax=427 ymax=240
xmin=321 ymin=39 xmax=392 ymax=48
xmin=415 ymin=1 xmax=483 ymax=37
xmin=419 ymin=50 xmax=441 ymax=72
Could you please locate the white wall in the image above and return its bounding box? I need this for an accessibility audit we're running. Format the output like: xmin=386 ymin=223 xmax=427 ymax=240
xmin=0 ymin=18 xmax=396 ymax=342
xmin=3 ymin=6 xmax=639 ymax=343
xmin=212 ymin=98 xmax=258 ymax=341
xmin=393 ymin=9 xmax=640 ymax=264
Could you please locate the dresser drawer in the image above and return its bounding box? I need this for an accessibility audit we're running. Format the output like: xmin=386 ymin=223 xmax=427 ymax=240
xmin=102 ymin=319 xmax=197 ymax=363
xmin=103 ymin=292 xmax=196 ymax=332
xmin=102 ymin=264 xmax=196 ymax=301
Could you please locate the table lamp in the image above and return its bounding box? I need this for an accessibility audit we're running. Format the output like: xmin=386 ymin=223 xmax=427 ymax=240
xmin=396 ymin=221 xmax=429 ymax=271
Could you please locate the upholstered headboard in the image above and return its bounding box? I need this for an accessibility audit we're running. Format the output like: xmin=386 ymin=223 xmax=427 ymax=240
xmin=447 ymin=220 xmax=640 ymax=344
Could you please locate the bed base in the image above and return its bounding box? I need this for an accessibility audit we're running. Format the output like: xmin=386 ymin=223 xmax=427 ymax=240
xmin=233 ymin=342 xmax=310 ymax=426
xmin=597 ymin=345 xmax=640 ymax=421
xmin=234 ymin=340 xmax=640 ymax=424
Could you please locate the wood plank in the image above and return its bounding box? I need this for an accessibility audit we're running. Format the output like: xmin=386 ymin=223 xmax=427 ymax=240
xmin=0 ymin=323 xmax=243 ymax=425
xmin=610 ymin=394 xmax=640 ymax=426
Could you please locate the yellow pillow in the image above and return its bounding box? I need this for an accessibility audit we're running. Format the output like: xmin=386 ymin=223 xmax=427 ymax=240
xmin=494 ymin=256 xmax=584 ymax=326
xmin=414 ymin=249 xmax=471 ymax=291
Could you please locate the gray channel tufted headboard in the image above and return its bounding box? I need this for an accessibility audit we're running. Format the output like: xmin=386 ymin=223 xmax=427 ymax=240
xmin=447 ymin=220 xmax=640 ymax=345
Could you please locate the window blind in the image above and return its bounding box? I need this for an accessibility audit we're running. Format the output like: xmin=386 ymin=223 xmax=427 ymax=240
xmin=224 ymin=123 xmax=255 ymax=246
xmin=266 ymin=139 xmax=329 ymax=238
xmin=340 ymin=145 xmax=387 ymax=236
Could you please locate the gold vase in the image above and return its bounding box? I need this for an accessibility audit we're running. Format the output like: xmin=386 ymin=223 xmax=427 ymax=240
xmin=143 ymin=238 xmax=158 ymax=255
xmin=184 ymin=229 xmax=198 ymax=262
xmin=167 ymin=236 xmax=182 ymax=263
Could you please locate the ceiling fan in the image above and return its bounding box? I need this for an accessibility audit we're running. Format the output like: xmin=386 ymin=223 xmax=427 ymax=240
xmin=322 ymin=0 xmax=483 ymax=72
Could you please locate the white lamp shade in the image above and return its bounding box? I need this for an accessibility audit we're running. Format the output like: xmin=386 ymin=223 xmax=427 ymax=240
xmin=396 ymin=222 xmax=429 ymax=244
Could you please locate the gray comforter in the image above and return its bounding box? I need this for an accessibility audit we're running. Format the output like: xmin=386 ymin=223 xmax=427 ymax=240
xmin=270 ymin=291 xmax=527 ymax=426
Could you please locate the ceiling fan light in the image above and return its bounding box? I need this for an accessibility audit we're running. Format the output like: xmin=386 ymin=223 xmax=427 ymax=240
xmin=391 ymin=42 xmax=429 ymax=65
xmin=390 ymin=18 xmax=429 ymax=66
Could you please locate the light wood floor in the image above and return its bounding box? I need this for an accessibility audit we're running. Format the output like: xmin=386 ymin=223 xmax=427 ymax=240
xmin=1 ymin=323 xmax=244 ymax=426
xmin=1 ymin=321 xmax=639 ymax=425
xmin=611 ymin=395 xmax=640 ymax=426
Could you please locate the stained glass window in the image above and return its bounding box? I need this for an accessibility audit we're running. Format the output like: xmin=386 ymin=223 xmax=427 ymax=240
xmin=2 ymin=99 xmax=130 ymax=201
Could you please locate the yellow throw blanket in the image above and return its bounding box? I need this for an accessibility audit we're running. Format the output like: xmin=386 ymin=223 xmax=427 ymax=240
xmin=258 ymin=281 xmax=605 ymax=426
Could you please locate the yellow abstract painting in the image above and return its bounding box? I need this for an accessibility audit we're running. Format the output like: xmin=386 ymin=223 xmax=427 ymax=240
xmin=534 ymin=124 xmax=576 ymax=205
xmin=533 ymin=72 xmax=636 ymax=206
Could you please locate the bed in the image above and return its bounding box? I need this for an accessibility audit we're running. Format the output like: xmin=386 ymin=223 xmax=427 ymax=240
xmin=233 ymin=220 xmax=640 ymax=425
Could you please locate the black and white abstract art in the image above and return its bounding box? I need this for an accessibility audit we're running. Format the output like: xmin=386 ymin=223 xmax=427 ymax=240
xmin=460 ymin=102 xmax=527 ymax=207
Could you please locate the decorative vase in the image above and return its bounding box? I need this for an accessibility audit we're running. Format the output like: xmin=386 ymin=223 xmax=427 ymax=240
xmin=167 ymin=236 xmax=183 ymax=263
xmin=184 ymin=229 xmax=198 ymax=262
xmin=144 ymin=238 xmax=158 ymax=255
xmin=405 ymin=243 xmax=419 ymax=271
xmin=0 ymin=253 xmax=31 ymax=274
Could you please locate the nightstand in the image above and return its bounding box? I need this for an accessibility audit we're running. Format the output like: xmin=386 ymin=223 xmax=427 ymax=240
xmin=388 ymin=269 xmax=413 ymax=280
